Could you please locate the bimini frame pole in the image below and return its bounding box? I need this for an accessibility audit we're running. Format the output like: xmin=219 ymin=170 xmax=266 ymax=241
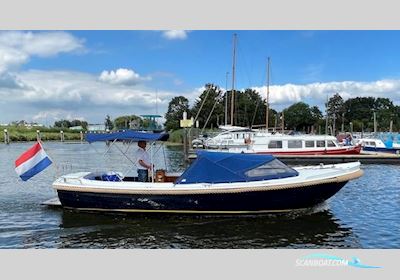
xmin=111 ymin=141 xmax=137 ymax=166
xmin=162 ymin=144 xmax=167 ymax=171
xmin=102 ymin=139 xmax=118 ymax=158
xmin=150 ymin=141 xmax=155 ymax=182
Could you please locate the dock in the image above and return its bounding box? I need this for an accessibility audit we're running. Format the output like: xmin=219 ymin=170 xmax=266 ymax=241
xmin=41 ymin=197 xmax=62 ymax=208
xmin=188 ymin=151 xmax=400 ymax=165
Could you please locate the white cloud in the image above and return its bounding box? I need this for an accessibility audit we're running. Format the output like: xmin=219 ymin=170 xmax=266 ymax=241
xmin=0 ymin=31 xmax=84 ymax=73
xmin=0 ymin=69 xmax=196 ymax=123
xmin=0 ymin=46 xmax=28 ymax=73
xmin=0 ymin=31 xmax=85 ymax=57
xmin=2 ymin=64 xmax=400 ymax=124
xmin=99 ymin=68 xmax=151 ymax=85
xmin=162 ymin=30 xmax=188 ymax=40
xmin=252 ymin=79 xmax=400 ymax=109
xmin=0 ymin=72 xmax=31 ymax=89
xmin=32 ymin=110 xmax=85 ymax=122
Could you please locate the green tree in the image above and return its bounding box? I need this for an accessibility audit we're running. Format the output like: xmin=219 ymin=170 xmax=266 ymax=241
xmin=374 ymin=97 xmax=397 ymax=131
xmin=342 ymin=97 xmax=399 ymax=132
xmin=54 ymin=119 xmax=88 ymax=130
xmin=283 ymin=102 xmax=315 ymax=131
xmin=54 ymin=119 xmax=72 ymax=128
xmin=236 ymin=89 xmax=274 ymax=128
xmin=309 ymin=105 xmax=324 ymax=133
xmin=114 ymin=115 xmax=142 ymax=130
xmin=164 ymin=96 xmax=190 ymax=131
xmin=224 ymin=88 xmax=276 ymax=128
xmin=191 ymin=84 xmax=223 ymax=129
xmin=343 ymin=97 xmax=375 ymax=130
xmin=104 ymin=115 xmax=114 ymax=131
xmin=310 ymin=106 xmax=323 ymax=124
xmin=326 ymin=93 xmax=345 ymax=134
xmin=70 ymin=119 xmax=88 ymax=130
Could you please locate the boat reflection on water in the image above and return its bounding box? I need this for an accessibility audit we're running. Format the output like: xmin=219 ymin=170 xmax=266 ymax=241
xmin=56 ymin=205 xmax=360 ymax=248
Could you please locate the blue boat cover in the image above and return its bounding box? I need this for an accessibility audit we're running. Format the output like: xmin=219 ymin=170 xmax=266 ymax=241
xmin=85 ymin=130 xmax=169 ymax=143
xmin=176 ymin=151 xmax=298 ymax=184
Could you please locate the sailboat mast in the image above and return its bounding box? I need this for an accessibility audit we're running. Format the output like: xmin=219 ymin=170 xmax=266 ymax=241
xmin=325 ymin=94 xmax=329 ymax=135
xmin=230 ymin=33 xmax=237 ymax=126
xmin=266 ymin=57 xmax=270 ymax=131
xmin=225 ymin=71 xmax=229 ymax=126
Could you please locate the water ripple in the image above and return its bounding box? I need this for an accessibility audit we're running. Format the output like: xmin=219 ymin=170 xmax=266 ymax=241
xmin=0 ymin=143 xmax=399 ymax=248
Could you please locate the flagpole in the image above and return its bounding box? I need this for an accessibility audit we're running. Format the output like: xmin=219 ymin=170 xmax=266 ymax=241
xmin=266 ymin=57 xmax=270 ymax=131
xmin=36 ymin=139 xmax=59 ymax=178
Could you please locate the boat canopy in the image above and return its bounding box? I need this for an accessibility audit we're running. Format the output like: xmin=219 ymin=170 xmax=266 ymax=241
xmin=85 ymin=130 xmax=169 ymax=143
xmin=176 ymin=151 xmax=298 ymax=184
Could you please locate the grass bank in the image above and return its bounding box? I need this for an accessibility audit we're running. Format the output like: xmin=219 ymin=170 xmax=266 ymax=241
xmin=0 ymin=126 xmax=83 ymax=142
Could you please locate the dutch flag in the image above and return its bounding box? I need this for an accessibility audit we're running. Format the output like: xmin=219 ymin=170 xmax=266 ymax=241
xmin=15 ymin=142 xmax=52 ymax=181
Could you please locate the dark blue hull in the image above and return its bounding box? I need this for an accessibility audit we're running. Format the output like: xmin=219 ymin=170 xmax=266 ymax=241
xmin=57 ymin=181 xmax=348 ymax=214
xmin=362 ymin=146 xmax=400 ymax=154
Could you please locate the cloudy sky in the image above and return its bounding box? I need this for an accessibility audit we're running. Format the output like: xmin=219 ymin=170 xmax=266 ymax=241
xmin=1 ymin=30 xmax=400 ymax=125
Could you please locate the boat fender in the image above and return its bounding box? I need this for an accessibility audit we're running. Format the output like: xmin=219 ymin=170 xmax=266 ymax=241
xmin=156 ymin=169 xmax=166 ymax=182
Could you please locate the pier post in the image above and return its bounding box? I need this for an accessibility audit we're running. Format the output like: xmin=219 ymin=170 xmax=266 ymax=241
xmin=36 ymin=130 xmax=41 ymax=142
xmin=60 ymin=130 xmax=64 ymax=142
xmin=80 ymin=131 xmax=83 ymax=142
xmin=196 ymin=120 xmax=199 ymax=138
xmin=183 ymin=128 xmax=188 ymax=165
xmin=180 ymin=111 xmax=193 ymax=167
xmin=3 ymin=129 xmax=10 ymax=144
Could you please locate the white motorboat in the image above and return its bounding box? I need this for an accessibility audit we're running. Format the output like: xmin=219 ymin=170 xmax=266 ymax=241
xmin=200 ymin=127 xmax=361 ymax=155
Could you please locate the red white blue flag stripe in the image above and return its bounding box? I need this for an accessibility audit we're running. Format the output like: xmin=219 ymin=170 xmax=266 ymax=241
xmin=15 ymin=142 xmax=52 ymax=181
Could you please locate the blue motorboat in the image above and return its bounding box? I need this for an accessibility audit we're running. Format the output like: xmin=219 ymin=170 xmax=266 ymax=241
xmin=356 ymin=136 xmax=400 ymax=154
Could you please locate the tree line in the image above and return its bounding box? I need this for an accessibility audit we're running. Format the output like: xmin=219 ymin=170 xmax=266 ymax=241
xmin=164 ymin=84 xmax=400 ymax=134
xmin=53 ymin=119 xmax=88 ymax=129
xmin=104 ymin=115 xmax=161 ymax=131
xmin=50 ymin=115 xmax=161 ymax=131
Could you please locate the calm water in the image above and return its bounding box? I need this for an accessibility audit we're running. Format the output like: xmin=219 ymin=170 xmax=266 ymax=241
xmin=0 ymin=142 xmax=399 ymax=249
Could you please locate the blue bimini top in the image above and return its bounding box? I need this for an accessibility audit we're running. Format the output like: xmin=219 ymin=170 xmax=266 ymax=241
xmin=175 ymin=151 xmax=299 ymax=184
xmin=85 ymin=130 xmax=169 ymax=143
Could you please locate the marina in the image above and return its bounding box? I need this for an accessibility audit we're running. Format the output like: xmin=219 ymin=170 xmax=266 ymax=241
xmin=0 ymin=142 xmax=398 ymax=248
xmin=1 ymin=3 xmax=400 ymax=278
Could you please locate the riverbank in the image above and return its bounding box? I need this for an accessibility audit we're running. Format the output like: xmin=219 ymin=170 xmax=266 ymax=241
xmin=0 ymin=126 xmax=211 ymax=144
xmin=0 ymin=126 xmax=83 ymax=142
